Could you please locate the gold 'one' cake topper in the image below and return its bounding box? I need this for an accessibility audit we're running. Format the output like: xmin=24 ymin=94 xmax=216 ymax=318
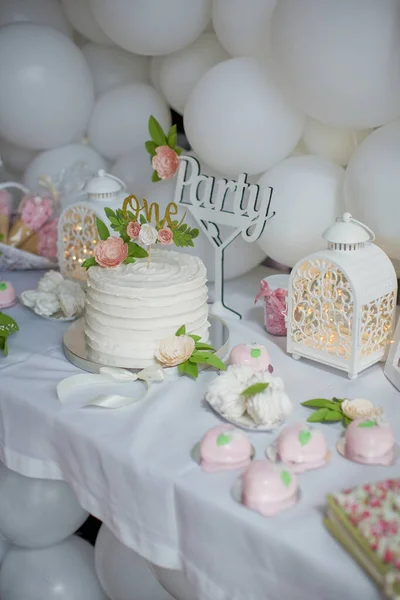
xmin=81 ymin=194 xmax=199 ymax=271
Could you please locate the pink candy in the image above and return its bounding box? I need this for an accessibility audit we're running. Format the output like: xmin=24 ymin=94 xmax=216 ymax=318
xmin=38 ymin=218 xmax=58 ymax=259
xmin=229 ymin=343 xmax=272 ymax=372
xmin=255 ymin=279 xmax=288 ymax=336
xmin=20 ymin=195 xmax=53 ymax=231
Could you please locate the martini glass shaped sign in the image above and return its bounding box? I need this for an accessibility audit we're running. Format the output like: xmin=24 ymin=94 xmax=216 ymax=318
xmin=173 ymin=156 xmax=275 ymax=319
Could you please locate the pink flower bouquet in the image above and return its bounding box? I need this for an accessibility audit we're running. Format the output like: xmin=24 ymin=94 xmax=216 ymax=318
xmin=8 ymin=195 xmax=54 ymax=247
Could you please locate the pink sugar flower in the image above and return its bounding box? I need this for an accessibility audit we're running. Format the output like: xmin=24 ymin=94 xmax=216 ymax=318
xmin=38 ymin=218 xmax=58 ymax=259
xmin=152 ymin=146 xmax=180 ymax=180
xmin=95 ymin=236 xmax=128 ymax=268
xmin=157 ymin=227 xmax=173 ymax=245
xmin=127 ymin=221 xmax=141 ymax=239
xmin=21 ymin=196 xmax=53 ymax=231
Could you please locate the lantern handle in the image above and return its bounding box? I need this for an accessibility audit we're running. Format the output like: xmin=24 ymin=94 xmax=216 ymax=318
xmin=97 ymin=169 xmax=127 ymax=192
xmin=341 ymin=212 xmax=375 ymax=242
xmin=0 ymin=181 xmax=30 ymax=194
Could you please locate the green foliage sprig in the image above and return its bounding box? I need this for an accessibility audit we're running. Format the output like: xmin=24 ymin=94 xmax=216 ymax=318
xmin=175 ymin=325 xmax=227 ymax=379
xmin=0 ymin=312 xmax=19 ymax=356
xmin=171 ymin=221 xmax=199 ymax=248
xmin=146 ymin=116 xmax=182 ymax=182
xmin=301 ymin=397 xmax=350 ymax=425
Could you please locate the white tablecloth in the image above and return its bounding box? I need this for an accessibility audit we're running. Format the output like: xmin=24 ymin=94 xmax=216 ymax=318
xmin=1 ymin=267 xmax=399 ymax=600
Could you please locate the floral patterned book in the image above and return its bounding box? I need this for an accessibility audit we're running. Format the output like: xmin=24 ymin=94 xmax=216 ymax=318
xmin=325 ymin=480 xmax=400 ymax=599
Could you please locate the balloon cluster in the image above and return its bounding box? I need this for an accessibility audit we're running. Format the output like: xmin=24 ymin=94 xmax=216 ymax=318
xmin=0 ymin=0 xmax=398 ymax=271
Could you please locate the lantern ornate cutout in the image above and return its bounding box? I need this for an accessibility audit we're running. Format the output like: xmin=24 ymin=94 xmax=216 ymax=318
xmin=287 ymin=213 xmax=397 ymax=379
xmin=57 ymin=170 xmax=126 ymax=281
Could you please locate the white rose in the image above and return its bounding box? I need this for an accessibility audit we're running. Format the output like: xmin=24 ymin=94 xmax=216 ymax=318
xmin=341 ymin=398 xmax=382 ymax=421
xmin=37 ymin=271 xmax=64 ymax=293
xmin=20 ymin=290 xmax=40 ymax=308
xmin=139 ymin=223 xmax=158 ymax=246
xmin=34 ymin=292 xmax=60 ymax=317
xmin=155 ymin=334 xmax=195 ymax=367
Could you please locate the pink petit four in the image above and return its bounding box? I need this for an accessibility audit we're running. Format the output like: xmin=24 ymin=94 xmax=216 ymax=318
xmin=229 ymin=344 xmax=273 ymax=373
xmin=344 ymin=418 xmax=395 ymax=465
xmin=200 ymin=424 xmax=252 ymax=473
xmin=242 ymin=460 xmax=297 ymax=516
xmin=274 ymin=423 xmax=329 ymax=473
xmin=0 ymin=281 xmax=16 ymax=308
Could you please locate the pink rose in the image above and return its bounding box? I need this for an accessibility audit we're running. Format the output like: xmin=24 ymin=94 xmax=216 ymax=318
xmin=152 ymin=146 xmax=180 ymax=180
xmin=127 ymin=221 xmax=141 ymax=239
xmin=157 ymin=227 xmax=173 ymax=245
xmin=94 ymin=236 xmax=128 ymax=268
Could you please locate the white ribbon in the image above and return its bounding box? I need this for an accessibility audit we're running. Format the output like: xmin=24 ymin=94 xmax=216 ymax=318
xmin=57 ymin=365 xmax=165 ymax=408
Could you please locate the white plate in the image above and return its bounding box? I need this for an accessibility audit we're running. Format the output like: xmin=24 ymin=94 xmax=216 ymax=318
xmin=206 ymin=401 xmax=284 ymax=433
xmin=20 ymin=300 xmax=80 ymax=322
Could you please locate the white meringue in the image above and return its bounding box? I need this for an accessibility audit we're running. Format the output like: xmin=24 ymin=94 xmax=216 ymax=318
xmin=205 ymin=365 xmax=254 ymax=419
xmin=20 ymin=289 xmax=39 ymax=308
xmin=247 ymin=384 xmax=292 ymax=426
xmin=34 ymin=292 xmax=60 ymax=317
xmin=37 ymin=271 xmax=64 ymax=293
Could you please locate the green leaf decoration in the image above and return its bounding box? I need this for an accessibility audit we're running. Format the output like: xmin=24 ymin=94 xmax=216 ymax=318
xmin=0 ymin=336 xmax=8 ymax=357
xmin=202 ymin=353 xmax=227 ymax=371
xmin=194 ymin=342 xmax=215 ymax=351
xmin=307 ymin=408 xmax=329 ymax=423
xmin=217 ymin=433 xmax=232 ymax=447
xmin=189 ymin=335 xmax=201 ymax=342
xmin=0 ymin=283 xmax=7 ymax=291
xmin=123 ymin=257 xmax=136 ymax=265
xmin=189 ymin=353 xmax=212 ymax=364
xmin=0 ymin=313 xmax=19 ymax=336
xmin=145 ymin=140 xmax=158 ymax=156
xmin=139 ymin=214 xmax=147 ymax=225
xmin=241 ymin=382 xmax=269 ymax=398
xmin=301 ymin=399 xmax=340 ymax=410
xmin=167 ymin=124 xmax=177 ymax=149
xmin=299 ymin=430 xmax=311 ymax=446
xmin=173 ymin=225 xmax=199 ymax=248
xmin=148 ymin=116 xmax=167 ymax=146
xmin=81 ymin=257 xmax=97 ymax=270
xmin=281 ymin=470 xmax=292 ymax=488
xmin=175 ymin=147 xmax=183 ymax=156
xmin=181 ymin=360 xmax=198 ymax=379
xmin=104 ymin=207 xmax=116 ymax=220
xmin=324 ymin=411 xmax=343 ymax=422
xmin=358 ymin=419 xmax=378 ymax=428
xmin=120 ymin=231 xmax=130 ymax=243
xmin=96 ymin=217 xmax=110 ymax=241
xmin=132 ymin=244 xmax=148 ymax=258
xmin=152 ymin=171 xmax=161 ymax=183
xmin=250 ymin=348 xmax=261 ymax=358
xmin=178 ymin=362 xmax=186 ymax=374
xmin=175 ymin=325 xmax=186 ymax=336
xmin=332 ymin=397 xmax=345 ymax=403
xmin=343 ymin=416 xmax=352 ymax=426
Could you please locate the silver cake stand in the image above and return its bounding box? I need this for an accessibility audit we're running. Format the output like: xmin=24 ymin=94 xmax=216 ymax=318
xmin=63 ymin=315 xmax=230 ymax=374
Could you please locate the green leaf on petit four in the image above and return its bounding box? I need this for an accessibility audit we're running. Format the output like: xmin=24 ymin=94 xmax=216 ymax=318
xmin=250 ymin=348 xmax=261 ymax=358
xmin=123 ymin=257 xmax=136 ymax=265
xmin=148 ymin=116 xmax=167 ymax=146
xmin=189 ymin=335 xmax=201 ymax=342
xmin=241 ymin=382 xmax=269 ymax=398
xmin=217 ymin=433 xmax=232 ymax=446
xmin=299 ymin=430 xmax=311 ymax=446
xmin=182 ymin=360 xmax=198 ymax=379
xmin=81 ymin=257 xmax=98 ymax=270
xmin=280 ymin=470 xmax=292 ymax=488
xmin=0 ymin=283 xmax=7 ymax=291
xmin=307 ymin=408 xmax=329 ymax=423
xmin=145 ymin=141 xmax=158 ymax=156
xmin=358 ymin=419 xmax=377 ymax=428
xmin=96 ymin=218 xmax=110 ymax=241
xmin=323 ymin=411 xmax=343 ymax=422
xmin=152 ymin=171 xmax=161 ymax=183
xmin=175 ymin=325 xmax=186 ymax=336
xmin=167 ymin=124 xmax=177 ymax=149
xmin=301 ymin=399 xmax=339 ymax=410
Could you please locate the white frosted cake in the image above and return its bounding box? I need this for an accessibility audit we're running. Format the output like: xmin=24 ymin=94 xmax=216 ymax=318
xmin=85 ymin=248 xmax=210 ymax=367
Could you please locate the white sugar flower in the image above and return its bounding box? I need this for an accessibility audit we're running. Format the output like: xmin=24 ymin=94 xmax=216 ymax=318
xmin=34 ymin=292 xmax=60 ymax=317
xmin=139 ymin=223 xmax=158 ymax=246
xmin=37 ymin=271 xmax=64 ymax=293
xmin=155 ymin=334 xmax=195 ymax=367
xmin=341 ymin=398 xmax=383 ymax=421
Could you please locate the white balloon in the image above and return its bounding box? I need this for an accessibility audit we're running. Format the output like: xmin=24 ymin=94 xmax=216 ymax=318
xmin=88 ymin=83 xmax=171 ymax=160
xmin=0 ymin=24 xmax=94 ymax=150
xmin=0 ymin=536 xmax=108 ymax=600
xmin=89 ymin=0 xmax=211 ymax=55
xmin=0 ymin=0 xmax=72 ymax=37
xmin=302 ymin=118 xmax=372 ymax=167
xmin=184 ymin=57 xmax=304 ymax=176
xmin=0 ymin=465 xmax=88 ymax=548
xmin=82 ymin=43 xmax=150 ymax=97
xmin=143 ymin=158 xmax=266 ymax=281
xmin=271 ymin=0 xmax=400 ymax=128
xmin=0 ymin=534 xmax=10 ymax=568
xmin=213 ymin=0 xmax=276 ymax=59
xmin=61 ymin=0 xmax=113 ymax=45
xmin=257 ymin=155 xmax=345 ymax=267
xmin=111 ymin=147 xmax=153 ymax=199
xmin=345 ymin=122 xmax=400 ymax=260
xmin=150 ymin=57 xmax=164 ymax=94
xmin=94 ymin=524 xmax=174 ymax=600
xmin=159 ymin=32 xmax=229 ymax=115
xmin=23 ymin=143 xmax=106 ymax=198
xmin=0 ymin=139 xmax=38 ymax=175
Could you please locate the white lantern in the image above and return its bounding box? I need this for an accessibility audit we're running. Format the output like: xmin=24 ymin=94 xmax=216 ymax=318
xmin=287 ymin=213 xmax=398 ymax=379
xmin=58 ymin=169 xmax=126 ymax=281
xmin=384 ymin=316 xmax=400 ymax=391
